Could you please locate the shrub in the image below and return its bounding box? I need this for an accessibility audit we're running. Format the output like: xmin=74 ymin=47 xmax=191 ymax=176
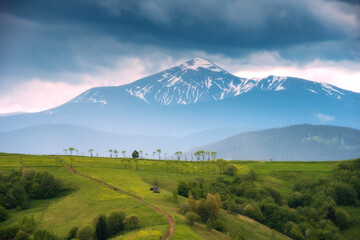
xmin=19 ymin=215 xmax=36 ymax=233
xmin=123 ymin=214 xmax=140 ymax=230
xmin=179 ymin=203 xmax=191 ymax=215
xmin=66 ymin=226 xmax=79 ymax=240
xmin=22 ymin=169 xmax=36 ymax=181
xmin=0 ymin=225 xmax=20 ymax=240
xmin=316 ymin=220 xmax=340 ymax=240
xmin=333 ymin=183 xmax=357 ymax=206
xmin=95 ymin=214 xmax=108 ymax=240
xmin=177 ymin=181 xmax=190 ymax=198
xmin=6 ymin=183 xmax=29 ymax=209
xmin=107 ymin=211 xmax=126 ymax=236
xmin=31 ymin=171 xmax=60 ymax=199
xmin=233 ymin=230 xmax=244 ymax=240
xmin=246 ymin=169 xmax=257 ymax=181
xmin=334 ymin=209 xmax=351 ymax=230
xmin=243 ymin=203 xmax=264 ymax=223
xmin=76 ymin=226 xmax=95 ymax=240
xmin=264 ymin=187 xmax=283 ymax=205
xmin=33 ymin=229 xmax=57 ymax=240
xmin=284 ymin=222 xmax=304 ymax=240
xmin=288 ymin=192 xmax=303 ymax=208
xmin=225 ymin=165 xmax=238 ymax=176
xmin=206 ymin=218 xmax=212 ymax=231
xmin=15 ymin=230 xmax=29 ymax=240
xmin=213 ymin=219 xmax=225 ymax=232
xmin=172 ymin=189 xmax=178 ymax=203
xmin=0 ymin=206 xmax=8 ymax=222
xmin=185 ymin=212 xmax=200 ymax=226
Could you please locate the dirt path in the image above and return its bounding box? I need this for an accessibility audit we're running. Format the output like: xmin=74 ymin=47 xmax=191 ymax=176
xmin=58 ymin=161 xmax=174 ymax=240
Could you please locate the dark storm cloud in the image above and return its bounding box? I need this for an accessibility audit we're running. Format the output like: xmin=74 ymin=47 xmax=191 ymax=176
xmin=0 ymin=0 xmax=359 ymax=81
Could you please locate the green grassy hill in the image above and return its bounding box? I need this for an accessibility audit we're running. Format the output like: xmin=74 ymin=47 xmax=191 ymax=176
xmin=0 ymin=153 xmax=359 ymax=240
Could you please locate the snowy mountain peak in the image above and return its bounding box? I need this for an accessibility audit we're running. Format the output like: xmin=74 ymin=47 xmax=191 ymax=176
xmin=180 ymin=58 xmax=223 ymax=72
xmin=70 ymin=58 xmax=355 ymax=107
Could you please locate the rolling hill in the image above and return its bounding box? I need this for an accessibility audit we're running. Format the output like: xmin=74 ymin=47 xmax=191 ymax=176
xmin=192 ymin=124 xmax=360 ymax=161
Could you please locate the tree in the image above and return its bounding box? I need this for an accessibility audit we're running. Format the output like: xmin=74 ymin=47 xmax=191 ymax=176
xmin=76 ymin=226 xmax=95 ymax=240
xmin=95 ymin=214 xmax=108 ymax=240
xmin=175 ymin=151 xmax=183 ymax=161
xmin=243 ymin=203 xmax=264 ymax=222
xmin=68 ymin=147 xmax=75 ymax=156
xmin=213 ymin=220 xmax=225 ymax=232
xmin=114 ymin=149 xmax=118 ymax=158
xmin=6 ymin=183 xmax=28 ymax=209
xmin=88 ymin=149 xmax=93 ymax=157
xmin=152 ymin=152 xmax=156 ymax=159
xmin=334 ymin=209 xmax=351 ymax=230
xmin=194 ymin=151 xmax=201 ymax=161
xmin=188 ymin=195 xmax=197 ymax=212
xmin=139 ymin=150 xmax=143 ymax=158
xmin=206 ymin=218 xmax=212 ymax=231
xmin=246 ymin=168 xmax=257 ymax=180
xmin=122 ymin=150 xmax=126 ymax=158
xmin=185 ymin=212 xmax=200 ymax=226
xmin=31 ymin=171 xmax=59 ymax=199
xmin=0 ymin=206 xmax=8 ymax=222
xmin=204 ymin=193 xmax=222 ymax=221
xmin=211 ymin=151 xmax=217 ymax=160
xmin=75 ymin=149 xmax=79 ymax=156
xmin=156 ymin=149 xmax=162 ymax=160
xmin=179 ymin=203 xmax=191 ymax=215
xmin=33 ymin=230 xmax=57 ymax=240
xmin=0 ymin=225 xmax=20 ymax=240
xmin=15 ymin=230 xmax=29 ymax=240
xmin=132 ymin=150 xmax=139 ymax=158
xmin=177 ymin=181 xmax=190 ymax=197
xmin=107 ymin=211 xmax=126 ymax=236
xmin=199 ymin=150 xmax=206 ymax=161
xmin=109 ymin=149 xmax=113 ymax=158
xmin=333 ymin=183 xmax=357 ymax=205
xmin=172 ymin=189 xmax=178 ymax=203
xmin=225 ymin=165 xmax=238 ymax=176
xmin=216 ymin=159 xmax=228 ymax=175
xmin=225 ymin=195 xmax=235 ymax=213
xmin=66 ymin=227 xmax=79 ymax=240
xmin=63 ymin=149 xmax=68 ymax=155
xmin=123 ymin=214 xmax=140 ymax=230
xmin=19 ymin=215 xmax=36 ymax=233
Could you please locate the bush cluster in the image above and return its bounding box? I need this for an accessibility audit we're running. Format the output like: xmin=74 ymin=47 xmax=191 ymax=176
xmin=177 ymin=158 xmax=360 ymax=240
xmin=0 ymin=215 xmax=36 ymax=240
xmin=0 ymin=169 xmax=63 ymax=211
xmin=67 ymin=211 xmax=139 ymax=240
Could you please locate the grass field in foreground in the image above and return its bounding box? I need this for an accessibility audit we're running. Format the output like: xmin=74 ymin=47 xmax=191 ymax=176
xmin=0 ymin=153 xmax=356 ymax=239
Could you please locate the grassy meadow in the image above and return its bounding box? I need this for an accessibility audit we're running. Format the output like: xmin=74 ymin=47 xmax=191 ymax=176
xmin=0 ymin=153 xmax=358 ymax=240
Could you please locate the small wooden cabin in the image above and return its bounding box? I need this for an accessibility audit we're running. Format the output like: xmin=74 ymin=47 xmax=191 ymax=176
xmin=150 ymin=187 xmax=160 ymax=193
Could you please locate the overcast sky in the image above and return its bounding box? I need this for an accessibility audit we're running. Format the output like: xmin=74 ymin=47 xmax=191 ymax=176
xmin=0 ymin=0 xmax=359 ymax=113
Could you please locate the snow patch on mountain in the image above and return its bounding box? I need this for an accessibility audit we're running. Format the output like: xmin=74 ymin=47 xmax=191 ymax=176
xmin=181 ymin=58 xmax=223 ymax=72
xmin=321 ymin=83 xmax=344 ymax=96
xmin=308 ymin=89 xmax=318 ymax=94
xmin=71 ymin=90 xmax=107 ymax=105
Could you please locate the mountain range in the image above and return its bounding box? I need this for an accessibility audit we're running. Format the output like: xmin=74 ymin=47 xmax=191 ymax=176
xmin=0 ymin=58 xmax=359 ymax=159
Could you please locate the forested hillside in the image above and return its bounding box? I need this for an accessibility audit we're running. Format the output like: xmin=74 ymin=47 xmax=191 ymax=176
xmin=196 ymin=125 xmax=360 ymax=160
